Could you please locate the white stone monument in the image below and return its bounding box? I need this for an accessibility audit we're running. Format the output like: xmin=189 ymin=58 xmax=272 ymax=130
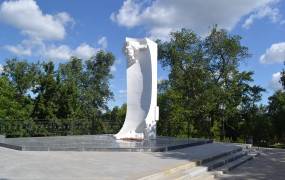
xmin=114 ymin=37 xmax=159 ymax=140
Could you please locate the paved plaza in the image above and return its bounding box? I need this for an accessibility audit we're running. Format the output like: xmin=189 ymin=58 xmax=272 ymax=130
xmin=1 ymin=142 xmax=284 ymax=180
xmin=0 ymin=143 xmax=238 ymax=180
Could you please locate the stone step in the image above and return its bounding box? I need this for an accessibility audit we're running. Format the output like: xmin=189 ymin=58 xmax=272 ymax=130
xmin=0 ymin=142 xmax=22 ymax=150
xmin=172 ymin=151 xmax=246 ymax=179
xmin=139 ymin=145 xmax=243 ymax=180
xmin=139 ymin=162 xmax=198 ymax=180
xmin=198 ymin=146 xmax=242 ymax=165
xmin=150 ymin=166 xmax=208 ymax=180
xmin=204 ymin=151 xmax=247 ymax=170
xmin=215 ymin=154 xmax=254 ymax=173
xmin=176 ymin=166 xmax=209 ymax=179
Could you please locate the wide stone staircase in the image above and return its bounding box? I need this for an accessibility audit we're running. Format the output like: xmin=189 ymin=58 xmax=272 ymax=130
xmin=139 ymin=143 xmax=258 ymax=180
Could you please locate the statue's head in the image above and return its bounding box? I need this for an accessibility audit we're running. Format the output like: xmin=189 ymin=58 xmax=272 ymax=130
xmin=124 ymin=38 xmax=148 ymax=67
xmin=124 ymin=41 xmax=136 ymax=63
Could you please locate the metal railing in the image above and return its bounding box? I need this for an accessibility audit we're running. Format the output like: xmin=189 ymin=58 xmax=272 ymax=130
xmin=0 ymin=118 xmax=195 ymax=139
xmin=0 ymin=119 xmax=124 ymax=138
xmin=0 ymin=118 xmax=207 ymax=140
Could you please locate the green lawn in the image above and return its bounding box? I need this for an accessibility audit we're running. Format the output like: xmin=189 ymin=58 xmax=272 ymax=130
xmin=270 ymin=143 xmax=285 ymax=149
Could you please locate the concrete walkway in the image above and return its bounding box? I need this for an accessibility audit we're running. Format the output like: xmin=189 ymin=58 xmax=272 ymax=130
xmin=218 ymin=148 xmax=285 ymax=180
xmin=0 ymin=143 xmax=239 ymax=180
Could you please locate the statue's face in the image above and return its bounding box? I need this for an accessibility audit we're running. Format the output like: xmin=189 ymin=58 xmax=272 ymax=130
xmin=124 ymin=42 xmax=135 ymax=61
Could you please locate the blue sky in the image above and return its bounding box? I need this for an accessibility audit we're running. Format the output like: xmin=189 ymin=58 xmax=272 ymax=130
xmin=0 ymin=0 xmax=284 ymax=107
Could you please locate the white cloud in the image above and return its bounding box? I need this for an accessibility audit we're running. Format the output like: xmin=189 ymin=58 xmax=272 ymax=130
xmin=0 ymin=0 xmax=99 ymax=61
xmin=0 ymin=0 xmax=73 ymax=41
xmin=269 ymin=72 xmax=283 ymax=91
xmin=4 ymin=41 xmax=98 ymax=61
xmin=111 ymin=0 xmax=280 ymax=39
xmin=242 ymin=2 xmax=281 ymax=29
xmin=43 ymin=45 xmax=72 ymax=60
xmin=55 ymin=12 xmax=75 ymax=26
xmin=119 ymin=89 xmax=126 ymax=94
xmin=97 ymin=36 xmax=108 ymax=49
xmin=260 ymin=42 xmax=285 ymax=64
xmin=4 ymin=44 xmax=31 ymax=56
xmin=43 ymin=43 xmax=98 ymax=61
xmin=3 ymin=38 xmax=44 ymax=56
xmin=110 ymin=0 xmax=142 ymax=28
xmin=74 ymin=43 xmax=98 ymax=59
xmin=110 ymin=65 xmax=117 ymax=72
xmin=0 ymin=64 xmax=3 ymax=74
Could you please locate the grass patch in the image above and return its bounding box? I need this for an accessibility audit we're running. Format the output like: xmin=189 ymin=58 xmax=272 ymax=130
xmin=269 ymin=143 xmax=285 ymax=149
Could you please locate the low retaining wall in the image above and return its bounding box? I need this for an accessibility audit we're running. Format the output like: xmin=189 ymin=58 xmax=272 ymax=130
xmin=0 ymin=135 xmax=5 ymax=142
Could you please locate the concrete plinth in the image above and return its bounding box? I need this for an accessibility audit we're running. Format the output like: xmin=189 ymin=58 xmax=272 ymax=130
xmin=0 ymin=135 xmax=212 ymax=152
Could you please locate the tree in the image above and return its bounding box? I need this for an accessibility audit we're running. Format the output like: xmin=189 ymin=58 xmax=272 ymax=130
xmin=204 ymin=27 xmax=256 ymax=140
xmin=251 ymin=105 xmax=273 ymax=146
xmin=2 ymin=59 xmax=38 ymax=116
xmin=3 ymin=59 xmax=38 ymax=96
xmin=55 ymin=57 xmax=86 ymax=135
xmin=83 ymin=51 xmax=115 ymax=111
xmin=102 ymin=104 xmax=126 ymax=134
xmin=268 ymin=91 xmax=285 ymax=143
xmin=1 ymin=59 xmax=38 ymax=137
xmin=281 ymin=62 xmax=285 ymax=90
xmin=32 ymin=62 xmax=59 ymax=120
xmin=0 ymin=49 xmax=116 ymax=137
xmin=239 ymin=84 xmax=267 ymax=144
xmin=57 ymin=57 xmax=83 ymax=119
xmin=157 ymin=27 xmax=264 ymax=141
xmin=82 ymin=51 xmax=115 ymax=134
xmin=0 ymin=76 xmax=34 ymax=137
xmin=158 ymin=29 xmax=211 ymax=137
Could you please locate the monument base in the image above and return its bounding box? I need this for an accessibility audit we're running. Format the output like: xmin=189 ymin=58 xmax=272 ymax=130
xmin=0 ymin=135 xmax=212 ymax=152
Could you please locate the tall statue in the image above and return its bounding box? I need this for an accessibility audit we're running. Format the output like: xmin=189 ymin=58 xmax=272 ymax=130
xmin=114 ymin=37 xmax=159 ymax=140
